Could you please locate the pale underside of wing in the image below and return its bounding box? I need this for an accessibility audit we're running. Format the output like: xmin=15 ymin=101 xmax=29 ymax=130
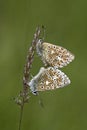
xmin=37 ymin=67 xmax=70 ymax=91
xmin=42 ymin=42 xmax=75 ymax=68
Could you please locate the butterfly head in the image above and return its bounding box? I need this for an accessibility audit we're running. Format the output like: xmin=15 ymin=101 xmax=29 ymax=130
xmin=28 ymin=67 xmax=45 ymax=95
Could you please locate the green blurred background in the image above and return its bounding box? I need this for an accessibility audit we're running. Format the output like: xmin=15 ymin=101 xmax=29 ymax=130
xmin=0 ymin=0 xmax=87 ymax=130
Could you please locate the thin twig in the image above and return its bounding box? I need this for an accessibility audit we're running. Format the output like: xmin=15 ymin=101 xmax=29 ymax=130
xmin=17 ymin=26 xmax=41 ymax=130
xmin=19 ymin=104 xmax=24 ymax=130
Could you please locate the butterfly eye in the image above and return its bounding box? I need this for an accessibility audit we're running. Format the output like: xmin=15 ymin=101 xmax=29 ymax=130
xmin=32 ymin=91 xmax=38 ymax=95
xmin=37 ymin=39 xmax=43 ymax=44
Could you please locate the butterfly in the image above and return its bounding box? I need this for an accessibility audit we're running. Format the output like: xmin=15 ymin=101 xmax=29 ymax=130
xmin=28 ymin=67 xmax=70 ymax=95
xmin=36 ymin=40 xmax=75 ymax=68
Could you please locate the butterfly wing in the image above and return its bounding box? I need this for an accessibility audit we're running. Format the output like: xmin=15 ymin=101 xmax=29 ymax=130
xmin=37 ymin=67 xmax=70 ymax=91
xmin=41 ymin=42 xmax=75 ymax=68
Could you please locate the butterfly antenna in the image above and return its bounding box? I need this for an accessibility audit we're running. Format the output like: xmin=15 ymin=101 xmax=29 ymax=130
xmin=41 ymin=25 xmax=46 ymax=41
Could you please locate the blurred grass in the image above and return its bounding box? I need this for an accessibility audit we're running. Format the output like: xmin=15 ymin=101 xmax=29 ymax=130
xmin=0 ymin=0 xmax=87 ymax=130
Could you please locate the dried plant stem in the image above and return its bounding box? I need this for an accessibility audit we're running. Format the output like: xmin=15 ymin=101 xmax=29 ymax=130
xmin=19 ymin=104 xmax=24 ymax=130
xmin=18 ymin=26 xmax=41 ymax=130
